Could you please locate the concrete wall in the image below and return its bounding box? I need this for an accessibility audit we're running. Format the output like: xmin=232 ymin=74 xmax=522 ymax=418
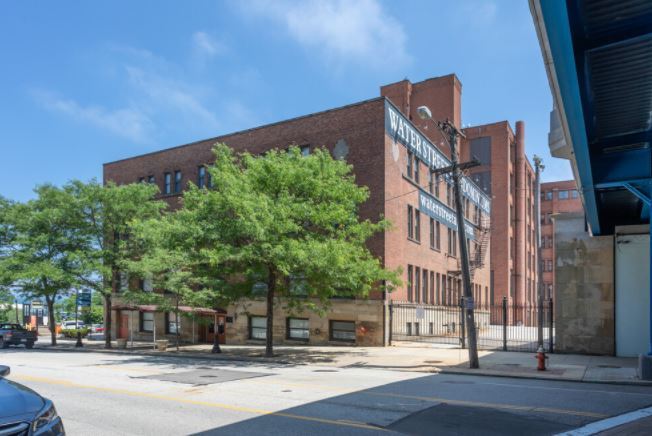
xmin=554 ymin=213 xmax=614 ymax=355
xmin=225 ymin=298 xmax=386 ymax=347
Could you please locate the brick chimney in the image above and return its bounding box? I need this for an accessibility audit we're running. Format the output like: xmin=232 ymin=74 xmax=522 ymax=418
xmin=381 ymin=74 xmax=462 ymax=150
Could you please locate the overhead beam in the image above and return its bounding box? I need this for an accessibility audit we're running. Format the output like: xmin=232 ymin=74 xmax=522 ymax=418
xmin=583 ymin=14 xmax=652 ymax=52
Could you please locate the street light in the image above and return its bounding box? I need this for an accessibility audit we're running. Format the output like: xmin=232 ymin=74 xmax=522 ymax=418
xmin=417 ymin=106 xmax=480 ymax=369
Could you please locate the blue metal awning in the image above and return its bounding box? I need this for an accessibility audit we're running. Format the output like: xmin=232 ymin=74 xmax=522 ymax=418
xmin=531 ymin=0 xmax=652 ymax=235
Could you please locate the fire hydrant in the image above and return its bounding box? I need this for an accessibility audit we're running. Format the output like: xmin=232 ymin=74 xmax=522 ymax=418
xmin=536 ymin=346 xmax=548 ymax=371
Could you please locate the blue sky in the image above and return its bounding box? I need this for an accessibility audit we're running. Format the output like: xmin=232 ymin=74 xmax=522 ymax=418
xmin=0 ymin=0 xmax=572 ymax=202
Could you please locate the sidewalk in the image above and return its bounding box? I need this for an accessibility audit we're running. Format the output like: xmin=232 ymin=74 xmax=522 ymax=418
xmin=30 ymin=338 xmax=651 ymax=386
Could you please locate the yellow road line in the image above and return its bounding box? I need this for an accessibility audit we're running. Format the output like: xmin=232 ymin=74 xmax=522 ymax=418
xmin=12 ymin=374 xmax=386 ymax=432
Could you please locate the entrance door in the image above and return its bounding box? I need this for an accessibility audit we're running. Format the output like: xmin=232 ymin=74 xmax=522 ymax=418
xmin=616 ymin=234 xmax=650 ymax=356
xmin=118 ymin=313 xmax=130 ymax=339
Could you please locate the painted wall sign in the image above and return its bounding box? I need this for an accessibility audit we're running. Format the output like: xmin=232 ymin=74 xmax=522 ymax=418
xmin=384 ymin=99 xmax=491 ymax=214
xmin=418 ymin=190 xmax=476 ymax=239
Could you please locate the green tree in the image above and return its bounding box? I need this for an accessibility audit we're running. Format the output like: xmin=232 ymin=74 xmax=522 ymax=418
xmin=125 ymin=191 xmax=232 ymax=351
xmin=190 ymin=144 xmax=399 ymax=357
xmin=0 ymin=185 xmax=84 ymax=344
xmin=70 ymin=180 xmax=165 ymax=348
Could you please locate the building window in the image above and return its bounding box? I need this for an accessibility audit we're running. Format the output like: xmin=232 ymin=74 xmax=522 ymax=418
xmin=249 ymin=316 xmax=267 ymax=340
xmin=287 ymin=318 xmax=309 ymax=341
xmin=436 ymin=222 xmax=441 ymax=250
xmin=546 ymin=260 xmax=553 ymax=272
xmin=198 ymin=166 xmax=206 ymax=188
xmin=330 ymin=320 xmax=355 ymax=342
xmin=545 ymin=191 xmax=553 ymax=200
xmin=174 ymin=170 xmax=182 ymax=193
xmin=141 ymin=275 xmax=153 ymax=292
xmin=422 ymin=269 xmax=428 ymax=304
xmin=430 ymin=271 xmax=435 ymax=304
xmin=429 ymin=218 xmax=435 ymax=249
xmin=300 ymin=145 xmax=311 ymax=156
xmin=571 ymin=189 xmax=579 ymax=199
xmin=164 ymin=172 xmax=171 ymax=194
xmin=166 ymin=312 xmax=180 ymax=334
xmin=446 ymin=184 xmax=452 ymax=207
xmin=119 ymin=272 xmax=128 ymax=293
xmin=558 ymin=190 xmax=569 ymax=200
xmin=428 ymin=171 xmax=434 ymax=193
xmin=138 ymin=177 xmax=145 ymax=183
xmin=147 ymin=175 xmax=155 ymax=184
xmin=407 ymin=206 xmax=414 ymax=240
xmin=407 ymin=151 xmax=413 ymax=179
xmin=436 ymin=272 xmax=441 ymax=305
xmin=414 ymin=158 xmax=420 ymax=183
xmin=140 ymin=312 xmax=154 ymax=332
xmin=414 ymin=210 xmax=421 ymax=242
xmin=448 ymin=229 xmax=457 ymax=256
xmin=407 ymin=265 xmax=413 ymax=302
xmin=435 ymin=174 xmax=440 ymax=198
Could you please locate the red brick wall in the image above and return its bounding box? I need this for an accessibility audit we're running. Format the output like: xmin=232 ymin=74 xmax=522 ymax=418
xmin=462 ymin=121 xmax=537 ymax=309
xmin=104 ymin=98 xmax=388 ymax=290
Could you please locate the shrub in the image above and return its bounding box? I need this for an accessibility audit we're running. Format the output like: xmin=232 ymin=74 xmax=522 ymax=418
xmin=61 ymin=328 xmax=89 ymax=338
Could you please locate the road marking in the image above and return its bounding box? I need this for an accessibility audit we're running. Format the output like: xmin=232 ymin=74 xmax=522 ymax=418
xmin=221 ymin=376 xmax=608 ymax=418
xmin=556 ymin=405 xmax=652 ymax=435
xmin=476 ymin=381 xmax=652 ymax=397
xmin=11 ymin=374 xmax=386 ymax=432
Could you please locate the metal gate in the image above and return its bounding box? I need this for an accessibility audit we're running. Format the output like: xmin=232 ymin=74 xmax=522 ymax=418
xmin=389 ymin=297 xmax=554 ymax=353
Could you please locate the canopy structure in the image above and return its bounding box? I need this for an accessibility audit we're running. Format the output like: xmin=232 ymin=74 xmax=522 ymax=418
xmin=530 ymin=0 xmax=652 ymax=236
xmin=111 ymin=304 xmax=226 ymax=315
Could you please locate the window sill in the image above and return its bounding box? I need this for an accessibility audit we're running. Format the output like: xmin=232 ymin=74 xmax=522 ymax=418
xmin=430 ymin=246 xmax=441 ymax=252
xmin=407 ymin=237 xmax=421 ymax=245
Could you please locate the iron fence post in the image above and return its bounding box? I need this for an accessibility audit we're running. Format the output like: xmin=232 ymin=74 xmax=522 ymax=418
xmin=460 ymin=297 xmax=466 ymax=349
xmin=388 ymin=301 xmax=393 ymax=346
xmin=548 ymin=297 xmax=554 ymax=353
xmin=502 ymin=296 xmax=508 ymax=351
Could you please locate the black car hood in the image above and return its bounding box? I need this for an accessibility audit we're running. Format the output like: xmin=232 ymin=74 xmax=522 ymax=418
xmin=0 ymin=377 xmax=44 ymax=423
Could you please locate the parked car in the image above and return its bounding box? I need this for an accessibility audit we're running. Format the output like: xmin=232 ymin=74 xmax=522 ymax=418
xmin=0 ymin=365 xmax=65 ymax=435
xmin=91 ymin=324 xmax=105 ymax=334
xmin=60 ymin=321 xmax=85 ymax=330
xmin=0 ymin=323 xmax=38 ymax=349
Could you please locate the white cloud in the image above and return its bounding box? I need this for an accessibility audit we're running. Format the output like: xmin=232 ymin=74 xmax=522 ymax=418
xmin=242 ymin=0 xmax=410 ymax=69
xmin=192 ymin=31 xmax=226 ymax=57
xmin=125 ymin=66 xmax=221 ymax=131
xmin=31 ymin=89 xmax=154 ymax=143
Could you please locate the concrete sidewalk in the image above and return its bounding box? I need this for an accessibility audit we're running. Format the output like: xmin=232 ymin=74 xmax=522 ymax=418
xmin=28 ymin=338 xmax=650 ymax=385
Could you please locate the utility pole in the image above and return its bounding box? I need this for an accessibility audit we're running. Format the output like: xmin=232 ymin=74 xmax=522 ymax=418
xmin=445 ymin=120 xmax=480 ymax=369
xmin=14 ymin=298 xmax=19 ymax=324
xmin=417 ymin=107 xmax=480 ymax=368
xmin=75 ymin=290 xmax=83 ymax=348
xmin=534 ymin=155 xmax=545 ymax=348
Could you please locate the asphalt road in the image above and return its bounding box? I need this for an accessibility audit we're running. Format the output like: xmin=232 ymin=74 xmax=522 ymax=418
xmin=2 ymin=349 xmax=652 ymax=435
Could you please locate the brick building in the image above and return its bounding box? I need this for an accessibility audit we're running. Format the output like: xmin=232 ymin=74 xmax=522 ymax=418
xmin=540 ymin=180 xmax=583 ymax=300
xmin=104 ymin=74 xmax=492 ymax=347
xmin=458 ymin=122 xmax=538 ymax=323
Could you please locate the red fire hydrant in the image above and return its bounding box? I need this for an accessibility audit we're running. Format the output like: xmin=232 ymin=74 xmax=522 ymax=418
xmin=536 ymin=346 xmax=548 ymax=371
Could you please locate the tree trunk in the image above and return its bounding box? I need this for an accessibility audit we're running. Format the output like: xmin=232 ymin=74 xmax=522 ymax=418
xmin=104 ymin=293 xmax=113 ymax=349
xmin=175 ymin=296 xmax=180 ymax=351
xmin=104 ymin=267 xmax=118 ymax=349
xmin=265 ymin=268 xmax=276 ymax=358
xmin=46 ymin=296 xmax=56 ymax=346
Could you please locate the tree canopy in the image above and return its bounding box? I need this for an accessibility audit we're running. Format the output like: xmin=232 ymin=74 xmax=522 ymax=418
xmin=169 ymin=144 xmax=401 ymax=356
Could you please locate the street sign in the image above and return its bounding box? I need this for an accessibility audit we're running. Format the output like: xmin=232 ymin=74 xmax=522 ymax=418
xmin=31 ymin=300 xmax=43 ymax=308
xmin=77 ymin=291 xmax=92 ymax=307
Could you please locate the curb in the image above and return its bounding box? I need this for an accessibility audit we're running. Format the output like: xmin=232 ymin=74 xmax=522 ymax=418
xmin=436 ymin=367 xmax=652 ymax=387
xmin=23 ymin=345 xmax=652 ymax=386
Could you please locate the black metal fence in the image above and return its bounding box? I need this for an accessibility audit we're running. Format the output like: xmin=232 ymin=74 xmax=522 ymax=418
xmin=389 ymin=297 xmax=554 ymax=353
